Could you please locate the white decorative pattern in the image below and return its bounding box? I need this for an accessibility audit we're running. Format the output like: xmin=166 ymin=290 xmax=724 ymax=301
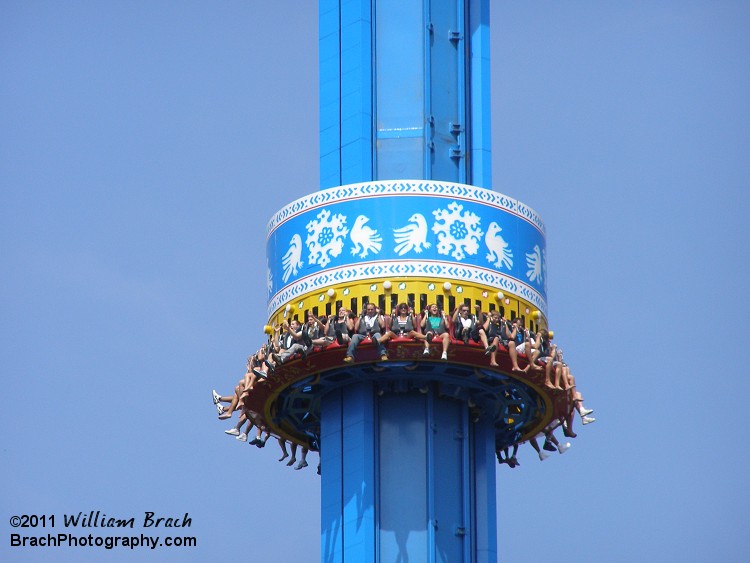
xmin=485 ymin=221 xmax=513 ymax=270
xmin=305 ymin=208 xmax=349 ymax=268
xmin=525 ymin=245 xmax=546 ymax=286
xmin=267 ymin=260 xmax=548 ymax=318
xmin=266 ymin=258 xmax=273 ymax=298
xmin=349 ymin=215 xmax=382 ymax=258
xmin=267 ymin=180 xmax=546 ymax=236
xmin=432 ymin=201 xmax=484 ymax=261
xmin=393 ymin=213 xmax=431 ymax=256
xmin=281 ymin=233 xmax=304 ymax=283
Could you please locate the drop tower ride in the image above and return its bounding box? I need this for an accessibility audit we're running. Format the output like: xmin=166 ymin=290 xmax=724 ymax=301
xmin=249 ymin=1 xmax=566 ymax=561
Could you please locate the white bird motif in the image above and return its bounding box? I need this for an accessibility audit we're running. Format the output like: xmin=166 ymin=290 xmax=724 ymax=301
xmin=525 ymin=244 xmax=544 ymax=284
xmin=485 ymin=221 xmax=513 ymax=270
xmin=393 ymin=213 xmax=431 ymax=256
xmin=281 ymin=233 xmax=303 ymax=282
xmin=350 ymin=215 xmax=382 ymax=258
xmin=266 ymin=259 xmax=273 ymax=296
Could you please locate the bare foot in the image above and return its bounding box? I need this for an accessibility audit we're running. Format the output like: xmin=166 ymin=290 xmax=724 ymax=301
xmin=490 ymin=362 xmax=499 ymax=367
xmin=286 ymin=457 xmax=296 ymax=467
xmin=218 ymin=412 xmax=232 ymax=420
xmin=278 ymin=453 xmax=289 ymax=462
xmin=512 ymin=366 xmax=524 ymax=373
xmin=544 ymin=382 xmax=556 ymax=390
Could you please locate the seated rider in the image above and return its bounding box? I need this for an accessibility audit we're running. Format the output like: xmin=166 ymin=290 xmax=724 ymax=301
xmin=483 ymin=310 xmax=504 ymax=365
xmin=344 ymin=303 xmax=388 ymax=363
xmin=525 ymin=328 xmax=557 ymax=389
xmin=381 ymin=302 xmax=430 ymax=356
xmin=507 ymin=317 xmax=530 ymax=372
xmin=452 ymin=304 xmax=477 ymax=344
xmin=330 ymin=306 xmax=355 ymax=345
xmin=304 ymin=312 xmax=335 ymax=350
xmin=421 ymin=303 xmax=450 ymax=360
xmin=272 ymin=319 xmax=308 ymax=364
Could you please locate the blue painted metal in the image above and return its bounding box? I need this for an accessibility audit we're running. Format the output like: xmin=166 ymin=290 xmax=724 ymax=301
xmin=319 ymin=0 xmax=343 ymax=189
xmin=274 ymin=355 xmax=545 ymax=454
xmin=321 ymin=0 xmax=491 ymax=187
xmin=321 ymin=389 xmax=344 ymax=563
xmin=265 ymin=181 xmax=548 ymax=318
xmin=313 ymin=1 xmax=505 ymax=561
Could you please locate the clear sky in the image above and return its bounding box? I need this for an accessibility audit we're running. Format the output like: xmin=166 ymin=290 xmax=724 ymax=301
xmin=2 ymin=2 xmax=749 ymax=562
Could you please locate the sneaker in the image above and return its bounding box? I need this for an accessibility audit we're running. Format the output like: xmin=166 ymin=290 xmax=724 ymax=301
xmin=580 ymin=408 xmax=594 ymax=417
xmin=543 ymin=439 xmax=557 ymax=452
xmin=225 ymin=428 xmax=240 ymax=436
xmin=212 ymin=390 xmax=221 ymax=405
xmin=538 ymin=451 xmax=550 ymax=461
xmin=426 ymin=332 xmax=434 ymax=343
xmin=252 ymin=368 xmax=267 ymax=379
xmin=343 ymin=356 xmax=354 ymax=363
xmin=441 ymin=352 xmax=448 ymax=360
xmin=215 ymin=403 xmax=225 ymax=415
xmin=294 ymin=460 xmax=308 ymax=470
xmin=423 ymin=348 xmax=430 ymax=356
xmin=558 ymin=442 xmax=571 ymax=454
xmin=249 ymin=438 xmax=261 ymax=446
xmin=380 ymin=354 xmax=388 ymax=361
xmin=484 ymin=344 xmax=496 ymax=355
xmin=582 ymin=416 xmax=596 ymax=425
xmin=236 ymin=433 xmax=247 ymax=442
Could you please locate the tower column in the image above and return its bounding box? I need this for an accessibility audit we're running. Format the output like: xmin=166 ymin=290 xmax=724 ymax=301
xmin=317 ymin=1 xmax=497 ymax=561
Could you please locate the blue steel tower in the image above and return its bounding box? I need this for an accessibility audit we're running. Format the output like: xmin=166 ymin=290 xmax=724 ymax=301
xmin=252 ymin=1 xmax=564 ymax=561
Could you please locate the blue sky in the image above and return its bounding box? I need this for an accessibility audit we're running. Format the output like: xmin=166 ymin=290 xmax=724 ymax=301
xmin=2 ymin=2 xmax=749 ymax=562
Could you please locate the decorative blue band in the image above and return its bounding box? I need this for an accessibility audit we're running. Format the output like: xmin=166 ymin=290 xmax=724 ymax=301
xmin=265 ymin=181 xmax=548 ymax=310
xmin=267 ymin=181 xmax=546 ymax=235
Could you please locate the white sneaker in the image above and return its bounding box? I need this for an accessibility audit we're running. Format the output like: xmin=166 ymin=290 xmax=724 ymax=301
xmin=538 ymin=451 xmax=550 ymax=461
xmin=580 ymin=407 xmax=594 ymax=417
xmin=236 ymin=433 xmax=247 ymax=442
xmin=225 ymin=428 xmax=240 ymax=436
xmin=423 ymin=348 xmax=430 ymax=356
xmin=212 ymin=389 xmax=221 ymax=405
xmin=215 ymin=403 xmax=225 ymax=415
xmin=441 ymin=352 xmax=448 ymax=360
xmin=558 ymin=442 xmax=571 ymax=454
xmin=582 ymin=416 xmax=596 ymax=425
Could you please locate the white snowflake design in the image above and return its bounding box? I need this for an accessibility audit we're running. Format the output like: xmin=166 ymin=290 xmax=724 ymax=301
xmin=525 ymin=244 xmax=546 ymax=287
xmin=305 ymin=208 xmax=349 ymax=268
xmin=431 ymin=202 xmax=483 ymax=261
